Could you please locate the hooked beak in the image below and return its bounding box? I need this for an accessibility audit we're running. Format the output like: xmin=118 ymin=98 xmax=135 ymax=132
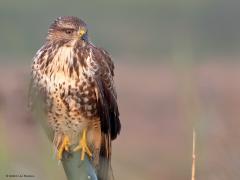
xmin=78 ymin=29 xmax=88 ymax=42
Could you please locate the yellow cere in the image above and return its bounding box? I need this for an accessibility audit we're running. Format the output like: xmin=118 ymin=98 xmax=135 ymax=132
xmin=79 ymin=29 xmax=86 ymax=37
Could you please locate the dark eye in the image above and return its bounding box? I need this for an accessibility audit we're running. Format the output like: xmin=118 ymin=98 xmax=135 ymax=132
xmin=65 ymin=29 xmax=74 ymax=34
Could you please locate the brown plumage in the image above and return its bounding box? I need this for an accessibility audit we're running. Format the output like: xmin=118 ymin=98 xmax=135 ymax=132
xmin=30 ymin=16 xmax=121 ymax=180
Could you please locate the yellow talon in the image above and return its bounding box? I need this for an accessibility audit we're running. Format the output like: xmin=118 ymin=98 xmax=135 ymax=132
xmin=57 ymin=135 xmax=70 ymax=160
xmin=73 ymin=129 xmax=92 ymax=160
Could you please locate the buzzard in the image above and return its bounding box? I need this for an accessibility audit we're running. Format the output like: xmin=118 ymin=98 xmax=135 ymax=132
xmin=30 ymin=16 xmax=121 ymax=179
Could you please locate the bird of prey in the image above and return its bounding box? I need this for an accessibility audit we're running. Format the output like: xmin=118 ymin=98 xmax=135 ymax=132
xmin=30 ymin=16 xmax=121 ymax=180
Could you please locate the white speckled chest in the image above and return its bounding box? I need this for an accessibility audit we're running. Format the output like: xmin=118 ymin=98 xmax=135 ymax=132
xmin=32 ymin=45 xmax=98 ymax=134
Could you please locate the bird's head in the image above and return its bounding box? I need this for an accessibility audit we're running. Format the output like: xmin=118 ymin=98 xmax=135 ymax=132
xmin=47 ymin=16 xmax=89 ymax=47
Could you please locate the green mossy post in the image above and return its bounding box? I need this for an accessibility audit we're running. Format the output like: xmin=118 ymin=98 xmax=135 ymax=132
xmin=61 ymin=151 xmax=97 ymax=180
xmin=32 ymin=97 xmax=98 ymax=180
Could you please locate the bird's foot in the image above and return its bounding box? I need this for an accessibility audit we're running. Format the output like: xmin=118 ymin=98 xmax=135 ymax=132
xmin=57 ymin=135 xmax=70 ymax=160
xmin=73 ymin=129 xmax=92 ymax=160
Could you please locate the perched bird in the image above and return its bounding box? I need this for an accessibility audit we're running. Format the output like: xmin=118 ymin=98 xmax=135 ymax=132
xmin=30 ymin=16 xmax=121 ymax=180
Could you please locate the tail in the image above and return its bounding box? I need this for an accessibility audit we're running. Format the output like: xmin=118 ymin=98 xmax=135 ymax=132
xmin=97 ymin=133 xmax=114 ymax=180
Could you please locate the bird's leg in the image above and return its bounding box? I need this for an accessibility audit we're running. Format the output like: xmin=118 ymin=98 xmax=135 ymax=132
xmin=57 ymin=135 xmax=70 ymax=160
xmin=73 ymin=128 xmax=92 ymax=160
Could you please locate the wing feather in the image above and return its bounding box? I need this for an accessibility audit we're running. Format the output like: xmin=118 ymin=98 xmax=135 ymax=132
xmin=91 ymin=46 xmax=121 ymax=140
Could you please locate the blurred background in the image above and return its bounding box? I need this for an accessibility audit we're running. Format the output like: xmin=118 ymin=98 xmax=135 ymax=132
xmin=0 ymin=0 xmax=240 ymax=179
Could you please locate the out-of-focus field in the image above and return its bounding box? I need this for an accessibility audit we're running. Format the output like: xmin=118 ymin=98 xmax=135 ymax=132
xmin=0 ymin=60 xmax=240 ymax=180
xmin=1 ymin=0 xmax=240 ymax=179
